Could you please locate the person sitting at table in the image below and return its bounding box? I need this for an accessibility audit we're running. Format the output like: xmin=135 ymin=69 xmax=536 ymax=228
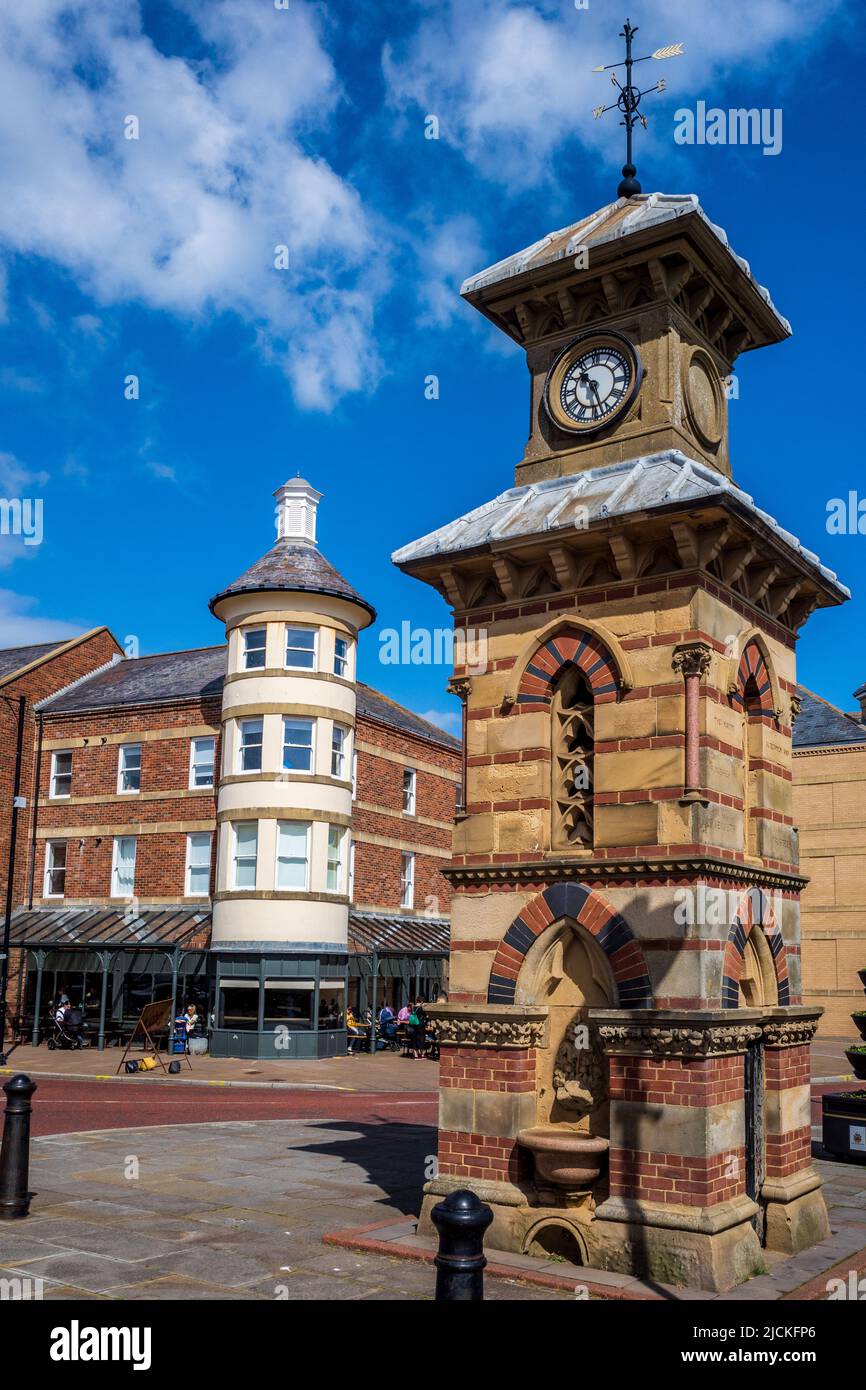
xmin=346 ymin=1005 xmax=363 ymax=1055
xmin=397 ymin=1001 xmax=411 ymax=1025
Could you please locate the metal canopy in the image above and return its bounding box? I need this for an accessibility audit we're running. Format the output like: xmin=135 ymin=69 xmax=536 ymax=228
xmin=348 ymin=912 xmax=449 ymax=956
xmin=9 ymin=905 xmax=209 ymax=950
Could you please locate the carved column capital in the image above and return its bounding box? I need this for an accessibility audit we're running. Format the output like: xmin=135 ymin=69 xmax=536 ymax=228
xmin=671 ymin=641 xmax=713 ymax=680
xmin=447 ymin=675 xmax=472 ymax=701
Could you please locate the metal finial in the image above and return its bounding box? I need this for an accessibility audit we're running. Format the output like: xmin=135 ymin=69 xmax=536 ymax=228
xmin=591 ymin=19 xmax=684 ymax=199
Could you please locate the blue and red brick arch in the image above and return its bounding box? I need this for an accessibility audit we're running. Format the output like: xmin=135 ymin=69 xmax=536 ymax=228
xmin=514 ymin=628 xmax=621 ymax=707
xmin=487 ymin=882 xmax=653 ymax=1007
xmin=721 ymin=886 xmax=792 ymax=1007
xmin=729 ymin=641 xmax=778 ymax=725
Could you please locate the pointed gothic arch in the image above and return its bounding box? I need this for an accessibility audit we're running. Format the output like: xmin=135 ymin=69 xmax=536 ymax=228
xmin=487 ymin=883 xmax=653 ymax=1008
xmin=728 ymin=635 xmax=781 ymax=723
xmin=721 ymin=886 xmax=790 ymax=1008
xmin=510 ymin=618 xmax=632 ymax=709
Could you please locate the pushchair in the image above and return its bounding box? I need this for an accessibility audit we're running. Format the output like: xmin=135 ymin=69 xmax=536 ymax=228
xmin=376 ymin=1019 xmax=401 ymax=1052
xmin=48 ymin=1005 xmax=85 ymax=1050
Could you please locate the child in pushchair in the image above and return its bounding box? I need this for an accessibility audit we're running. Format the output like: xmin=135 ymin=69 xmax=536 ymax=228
xmin=48 ymin=1003 xmax=85 ymax=1050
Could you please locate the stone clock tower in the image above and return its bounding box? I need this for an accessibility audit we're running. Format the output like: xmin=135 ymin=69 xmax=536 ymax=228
xmin=394 ymin=193 xmax=848 ymax=1291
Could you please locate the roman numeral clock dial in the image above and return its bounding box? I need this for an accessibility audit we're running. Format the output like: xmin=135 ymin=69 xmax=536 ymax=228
xmin=544 ymin=331 xmax=644 ymax=437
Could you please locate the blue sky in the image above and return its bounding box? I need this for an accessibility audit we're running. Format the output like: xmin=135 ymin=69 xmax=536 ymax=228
xmin=0 ymin=0 xmax=863 ymax=733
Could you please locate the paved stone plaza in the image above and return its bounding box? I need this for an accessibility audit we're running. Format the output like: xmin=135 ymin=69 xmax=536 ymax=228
xmin=1 ymin=1117 xmax=575 ymax=1301
xmin=0 ymin=1102 xmax=862 ymax=1301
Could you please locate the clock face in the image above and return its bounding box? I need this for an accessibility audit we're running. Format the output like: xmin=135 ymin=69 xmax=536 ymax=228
xmin=544 ymin=332 xmax=643 ymax=436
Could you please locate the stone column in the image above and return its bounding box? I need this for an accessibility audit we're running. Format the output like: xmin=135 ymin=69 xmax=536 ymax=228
xmin=761 ymin=1010 xmax=829 ymax=1253
xmin=671 ymin=641 xmax=712 ymax=804
xmin=589 ymin=1009 xmax=766 ymax=1292
xmin=446 ymin=676 xmax=472 ymax=818
xmin=417 ymin=1003 xmax=547 ymax=1251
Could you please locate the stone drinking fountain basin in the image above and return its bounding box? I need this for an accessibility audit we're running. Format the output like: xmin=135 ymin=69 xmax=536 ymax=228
xmin=518 ymin=1127 xmax=610 ymax=1188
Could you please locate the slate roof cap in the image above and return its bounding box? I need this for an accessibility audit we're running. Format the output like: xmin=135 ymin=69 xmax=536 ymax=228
xmin=793 ymin=686 xmax=866 ymax=749
xmin=461 ymin=192 xmax=789 ymax=341
xmin=392 ymin=449 xmax=849 ymax=602
xmin=209 ymin=538 xmax=375 ymax=622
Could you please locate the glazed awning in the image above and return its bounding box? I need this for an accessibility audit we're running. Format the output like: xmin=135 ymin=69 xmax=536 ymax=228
xmin=8 ymin=905 xmax=210 ymax=949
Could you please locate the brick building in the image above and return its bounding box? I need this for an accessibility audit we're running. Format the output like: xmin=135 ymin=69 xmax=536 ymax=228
xmin=1 ymin=481 xmax=459 ymax=1058
xmin=792 ymin=684 xmax=866 ymax=1037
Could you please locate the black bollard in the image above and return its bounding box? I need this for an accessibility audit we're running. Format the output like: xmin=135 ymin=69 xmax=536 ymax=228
xmin=431 ymin=1188 xmax=494 ymax=1300
xmin=0 ymin=1073 xmax=37 ymax=1220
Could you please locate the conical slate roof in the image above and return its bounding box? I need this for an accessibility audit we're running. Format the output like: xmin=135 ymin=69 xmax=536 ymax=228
xmin=209 ymin=538 xmax=375 ymax=622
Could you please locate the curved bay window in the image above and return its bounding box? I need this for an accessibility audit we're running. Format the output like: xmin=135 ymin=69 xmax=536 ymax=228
xmin=551 ymin=663 xmax=595 ymax=850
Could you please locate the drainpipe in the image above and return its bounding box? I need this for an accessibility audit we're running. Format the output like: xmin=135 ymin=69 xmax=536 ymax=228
xmin=27 ymin=711 xmax=44 ymax=908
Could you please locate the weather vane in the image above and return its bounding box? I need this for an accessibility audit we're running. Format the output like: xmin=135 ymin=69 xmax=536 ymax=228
xmin=592 ymin=19 xmax=684 ymax=199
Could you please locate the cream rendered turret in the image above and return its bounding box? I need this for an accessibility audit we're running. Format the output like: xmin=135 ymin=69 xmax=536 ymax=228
xmin=208 ymin=477 xmax=375 ymax=1059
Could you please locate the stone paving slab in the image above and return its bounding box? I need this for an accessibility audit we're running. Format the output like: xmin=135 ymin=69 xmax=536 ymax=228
xmin=7 ymin=1110 xmax=865 ymax=1301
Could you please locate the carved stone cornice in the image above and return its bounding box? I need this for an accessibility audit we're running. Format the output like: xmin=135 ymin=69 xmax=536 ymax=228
xmin=589 ymin=1007 xmax=823 ymax=1059
xmin=672 ymin=641 xmax=713 ymax=680
xmin=426 ymin=1003 xmax=548 ymax=1051
xmin=593 ymin=1016 xmax=763 ymax=1059
xmin=761 ymin=1011 xmax=821 ymax=1049
xmin=444 ymin=855 xmax=808 ymax=894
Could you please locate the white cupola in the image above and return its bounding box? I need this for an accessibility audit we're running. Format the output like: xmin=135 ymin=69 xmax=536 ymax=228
xmin=274 ymin=476 xmax=322 ymax=543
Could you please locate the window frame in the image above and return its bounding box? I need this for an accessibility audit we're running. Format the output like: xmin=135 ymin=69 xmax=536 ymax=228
xmin=49 ymin=750 xmax=73 ymax=800
xmin=188 ymin=736 xmax=216 ymax=790
xmin=275 ymin=820 xmax=310 ymax=891
xmin=185 ymin=831 xmax=212 ymax=898
xmin=402 ymin=767 xmax=417 ymax=815
xmin=242 ymin=627 xmax=267 ymax=671
xmin=284 ymin=624 xmax=317 ymax=672
xmin=333 ymin=635 xmax=350 ymax=679
xmin=232 ymin=821 xmax=258 ymax=890
xmin=44 ymin=839 xmax=67 ymax=899
xmin=400 ymin=851 xmax=415 ymax=909
xmin=331 ymin=723 xmax=349 ymax=779
xmin=116 ymin=743 xmax=142 ymax=795
xmin=325 ymin=825 xmax=346 ymax=894
xmin=237 ymin=717 xmax=264 ymax=774
xmin=111 ymin=835 xmax=137 ymax=898
xmin=282 ymin=716 xmax=315 ymax=775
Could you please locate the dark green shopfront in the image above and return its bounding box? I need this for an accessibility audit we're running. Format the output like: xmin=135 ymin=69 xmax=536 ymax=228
xmin=9 ymin=906 xmax=448 ymax=1059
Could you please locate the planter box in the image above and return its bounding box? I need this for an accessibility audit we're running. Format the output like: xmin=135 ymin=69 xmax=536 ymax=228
xmin=846 ymin=1049 xmax=866 ymax=1081
xmin=823 ymin=1090 xmax=866 ymax=1162
xmin=853 ymin=1013 xmax=866 ymax=1042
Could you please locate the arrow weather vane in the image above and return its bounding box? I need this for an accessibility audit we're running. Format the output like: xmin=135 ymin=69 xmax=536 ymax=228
xmin=592 ymin=19 xmax=684 ymax=199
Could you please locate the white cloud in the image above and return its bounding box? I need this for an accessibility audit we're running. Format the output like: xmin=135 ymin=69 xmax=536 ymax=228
xmin=384 ymin=0 xmax=843 ymax=190
xmin=0 ymin=589 xmax=83 ymax=647
xmin=0 ymin=368 xmax=44 ymax=394
xmin=415 ymin=213 xmax=487 ymax=328
xmin=420 ymin=707 xmax=461 ymax=735
xmin=0 ymin=2 xmax=386 ymax=410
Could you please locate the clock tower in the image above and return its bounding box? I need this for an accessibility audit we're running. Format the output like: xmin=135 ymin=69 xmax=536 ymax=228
xmin=393 ymin=191 xmax=848 ymax=1291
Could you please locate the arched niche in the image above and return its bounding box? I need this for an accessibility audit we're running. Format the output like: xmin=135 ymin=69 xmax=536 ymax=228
xmin=738 ymin=925 xmax=779 ymax=1008
xmin=516 ymin=916 xmax=616 ymax=1133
